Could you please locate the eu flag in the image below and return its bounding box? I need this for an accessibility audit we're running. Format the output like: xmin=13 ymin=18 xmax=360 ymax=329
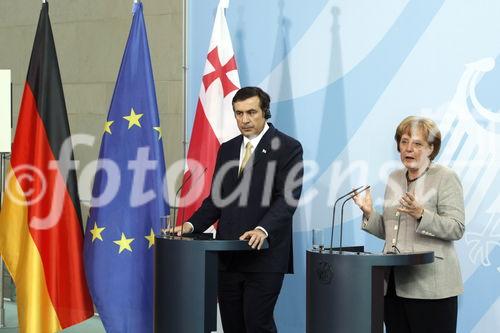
xmin=83 ymin=3 xmax=169 ymax=332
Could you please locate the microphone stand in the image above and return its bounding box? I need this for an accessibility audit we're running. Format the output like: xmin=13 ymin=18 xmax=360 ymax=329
xmin=338 ymin=185 xmax=370 ymax=254
xmin=329 ymin=185 xmax=365 ymax=253
xmin=178 ymin=167 xmax=207 ymax=238
xmin=0 ymin=152 xmax=10 ymax=327
xmin=169 ymin=171 xmax=194 ymax=238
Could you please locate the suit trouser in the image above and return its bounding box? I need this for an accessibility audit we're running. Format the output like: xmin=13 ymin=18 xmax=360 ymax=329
xmin=218 ymin=271 xmax=285 ymax=333
xmin=384 ymin=269 xmax=458 ymax=333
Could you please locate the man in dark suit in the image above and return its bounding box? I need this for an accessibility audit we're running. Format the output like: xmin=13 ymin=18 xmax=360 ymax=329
xmin=175 ymin=86 xmax=303 ymax=333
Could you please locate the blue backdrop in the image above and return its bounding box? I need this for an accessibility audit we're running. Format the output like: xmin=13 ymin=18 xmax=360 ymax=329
xmin=188 ymin=1 xmax=500 ymax=331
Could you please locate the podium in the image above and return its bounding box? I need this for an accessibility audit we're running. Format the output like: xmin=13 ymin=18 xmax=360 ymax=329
xmin=306 ymin=246 xmax=434 ymax=333
xmin=154 ymin=235 xmax=268 ymax=333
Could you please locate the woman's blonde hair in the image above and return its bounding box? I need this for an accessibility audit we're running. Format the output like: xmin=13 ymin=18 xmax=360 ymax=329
xmin=394 ymin=116 xmax=441 ymax=160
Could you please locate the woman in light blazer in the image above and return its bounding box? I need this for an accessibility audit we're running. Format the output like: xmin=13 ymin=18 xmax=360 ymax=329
xmin=354 ymin=116 xmax=465 ymax=333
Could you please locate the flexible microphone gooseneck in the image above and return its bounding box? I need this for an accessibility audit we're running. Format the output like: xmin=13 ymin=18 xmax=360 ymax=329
xmin=339 ymin=185 xmax=370 ymax=254
xmin=329 ymin=185 xmax=366 ymax=253
xmin=169 ymin=170 xmax=194 ymax=237
xmin=178 ymin=167 xmax=207 ymax=238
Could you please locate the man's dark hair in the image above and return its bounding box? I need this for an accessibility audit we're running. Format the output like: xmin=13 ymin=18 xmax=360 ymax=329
xmin=232 ymin=86 xmax=271 ymax=119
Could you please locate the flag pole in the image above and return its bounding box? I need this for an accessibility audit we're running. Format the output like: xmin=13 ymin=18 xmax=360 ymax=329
xmin=0 ymin=153 xmax=4 ymax=329
xmin=0 ymin=152 xmax=10 ymax=328
xmin=182 ymin=0 xmax=188 ymax=163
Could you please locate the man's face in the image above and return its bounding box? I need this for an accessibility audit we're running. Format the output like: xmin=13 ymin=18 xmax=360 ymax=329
xmin=233 ymin=95 xmax=267 ymax=139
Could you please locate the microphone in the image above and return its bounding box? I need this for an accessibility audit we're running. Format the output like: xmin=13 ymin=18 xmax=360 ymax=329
xmin=389 ymin=183 xmax=412 ymax=253
xmin=338 ymin=185 xmax=370 ymax=254
xmin=167 ymin=170 xmax=192 ymax=238
xmin=386 ymin=213 xmax=401 ymax=255
xmin=178 ymin=167 xmax=207 ymax=238
xmin=166 ymin=166 xmax=207 ymax=238
xmin=329 ymin=185 xmax=366 ymax=252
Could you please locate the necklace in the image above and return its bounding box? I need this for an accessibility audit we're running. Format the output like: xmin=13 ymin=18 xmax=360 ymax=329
xmin=406 ymin=163 xmax=431 ymax=183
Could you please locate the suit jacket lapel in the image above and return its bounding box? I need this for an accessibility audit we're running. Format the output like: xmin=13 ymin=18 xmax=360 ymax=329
xmin=251 ymin=123 xmax=276 ymax=169
xmin=236 ymin=123 xmax=275 ymax=179
xmin=230 ymin=135 xmax=243 ymax=182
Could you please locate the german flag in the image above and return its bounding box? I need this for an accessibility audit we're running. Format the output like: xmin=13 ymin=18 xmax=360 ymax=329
xmin=0 ymin=3 xmax=93 ymax=332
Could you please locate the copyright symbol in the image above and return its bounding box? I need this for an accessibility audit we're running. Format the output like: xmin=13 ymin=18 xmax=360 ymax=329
xmin=6 ymin=165 xmax=48 ymax=206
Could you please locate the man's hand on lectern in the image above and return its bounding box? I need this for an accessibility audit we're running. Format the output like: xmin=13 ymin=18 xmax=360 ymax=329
xmin=239 ymin=229 xmax=267 ymax=250
xmin=164 ymin=222 xmax=193 ymax=236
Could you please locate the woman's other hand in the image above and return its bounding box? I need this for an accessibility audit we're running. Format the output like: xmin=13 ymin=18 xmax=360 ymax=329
xmin=353 ymin=187 xmax=373 ymax=219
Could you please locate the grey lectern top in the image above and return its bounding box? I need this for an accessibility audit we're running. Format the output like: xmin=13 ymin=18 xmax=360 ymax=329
xmin=307 ymin=246 xmax=434 ymax=333
xmin=154 ymin=234 xmax=268 ymax=333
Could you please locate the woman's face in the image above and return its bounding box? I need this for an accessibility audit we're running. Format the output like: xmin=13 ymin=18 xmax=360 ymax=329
xmin=399 ymin=129 xmax=434 ymax=174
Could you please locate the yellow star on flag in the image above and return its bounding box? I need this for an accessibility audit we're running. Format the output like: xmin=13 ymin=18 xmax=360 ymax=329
xmin=89 ymin=222 xmax=106 ymax=242
xmin=123 ymin=108 xmax=143 ymax=129
xmin=153 ymin=126 xmax=162 ymax=140
xmin=103 ymin=120 xmax=114 ymax=134
xmin=145 ymin=229 xmax=156 ymax=249
xmin=113 ymin=233 xmax=135 ymax=253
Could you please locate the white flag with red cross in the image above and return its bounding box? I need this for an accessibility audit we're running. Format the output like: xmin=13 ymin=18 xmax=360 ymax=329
xmin=177 ymin=0 xmax=240 ymax=226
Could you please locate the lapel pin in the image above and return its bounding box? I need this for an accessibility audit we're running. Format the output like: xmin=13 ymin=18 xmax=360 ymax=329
xmin=262 ymin=149 xmax=267 ymax=154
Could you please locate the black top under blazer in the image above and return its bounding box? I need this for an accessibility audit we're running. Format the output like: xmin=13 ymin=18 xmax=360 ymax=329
xmin=189 ymin=123 xmax=303 ymax=274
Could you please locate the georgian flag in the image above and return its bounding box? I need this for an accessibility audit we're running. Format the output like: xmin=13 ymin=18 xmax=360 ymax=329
xmin=177 ymin=0 xmax=240 ymax=226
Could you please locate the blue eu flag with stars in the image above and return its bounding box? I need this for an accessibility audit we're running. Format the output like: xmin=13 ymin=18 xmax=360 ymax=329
xmin=83 ymin=3 xmax=169 ymax=332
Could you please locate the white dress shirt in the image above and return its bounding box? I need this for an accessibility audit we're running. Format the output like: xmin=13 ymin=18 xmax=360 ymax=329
xmin=238 ymin=122 xmax=269 ymax=170
xmin=239 ymin=123 xmax=269 ymax=237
